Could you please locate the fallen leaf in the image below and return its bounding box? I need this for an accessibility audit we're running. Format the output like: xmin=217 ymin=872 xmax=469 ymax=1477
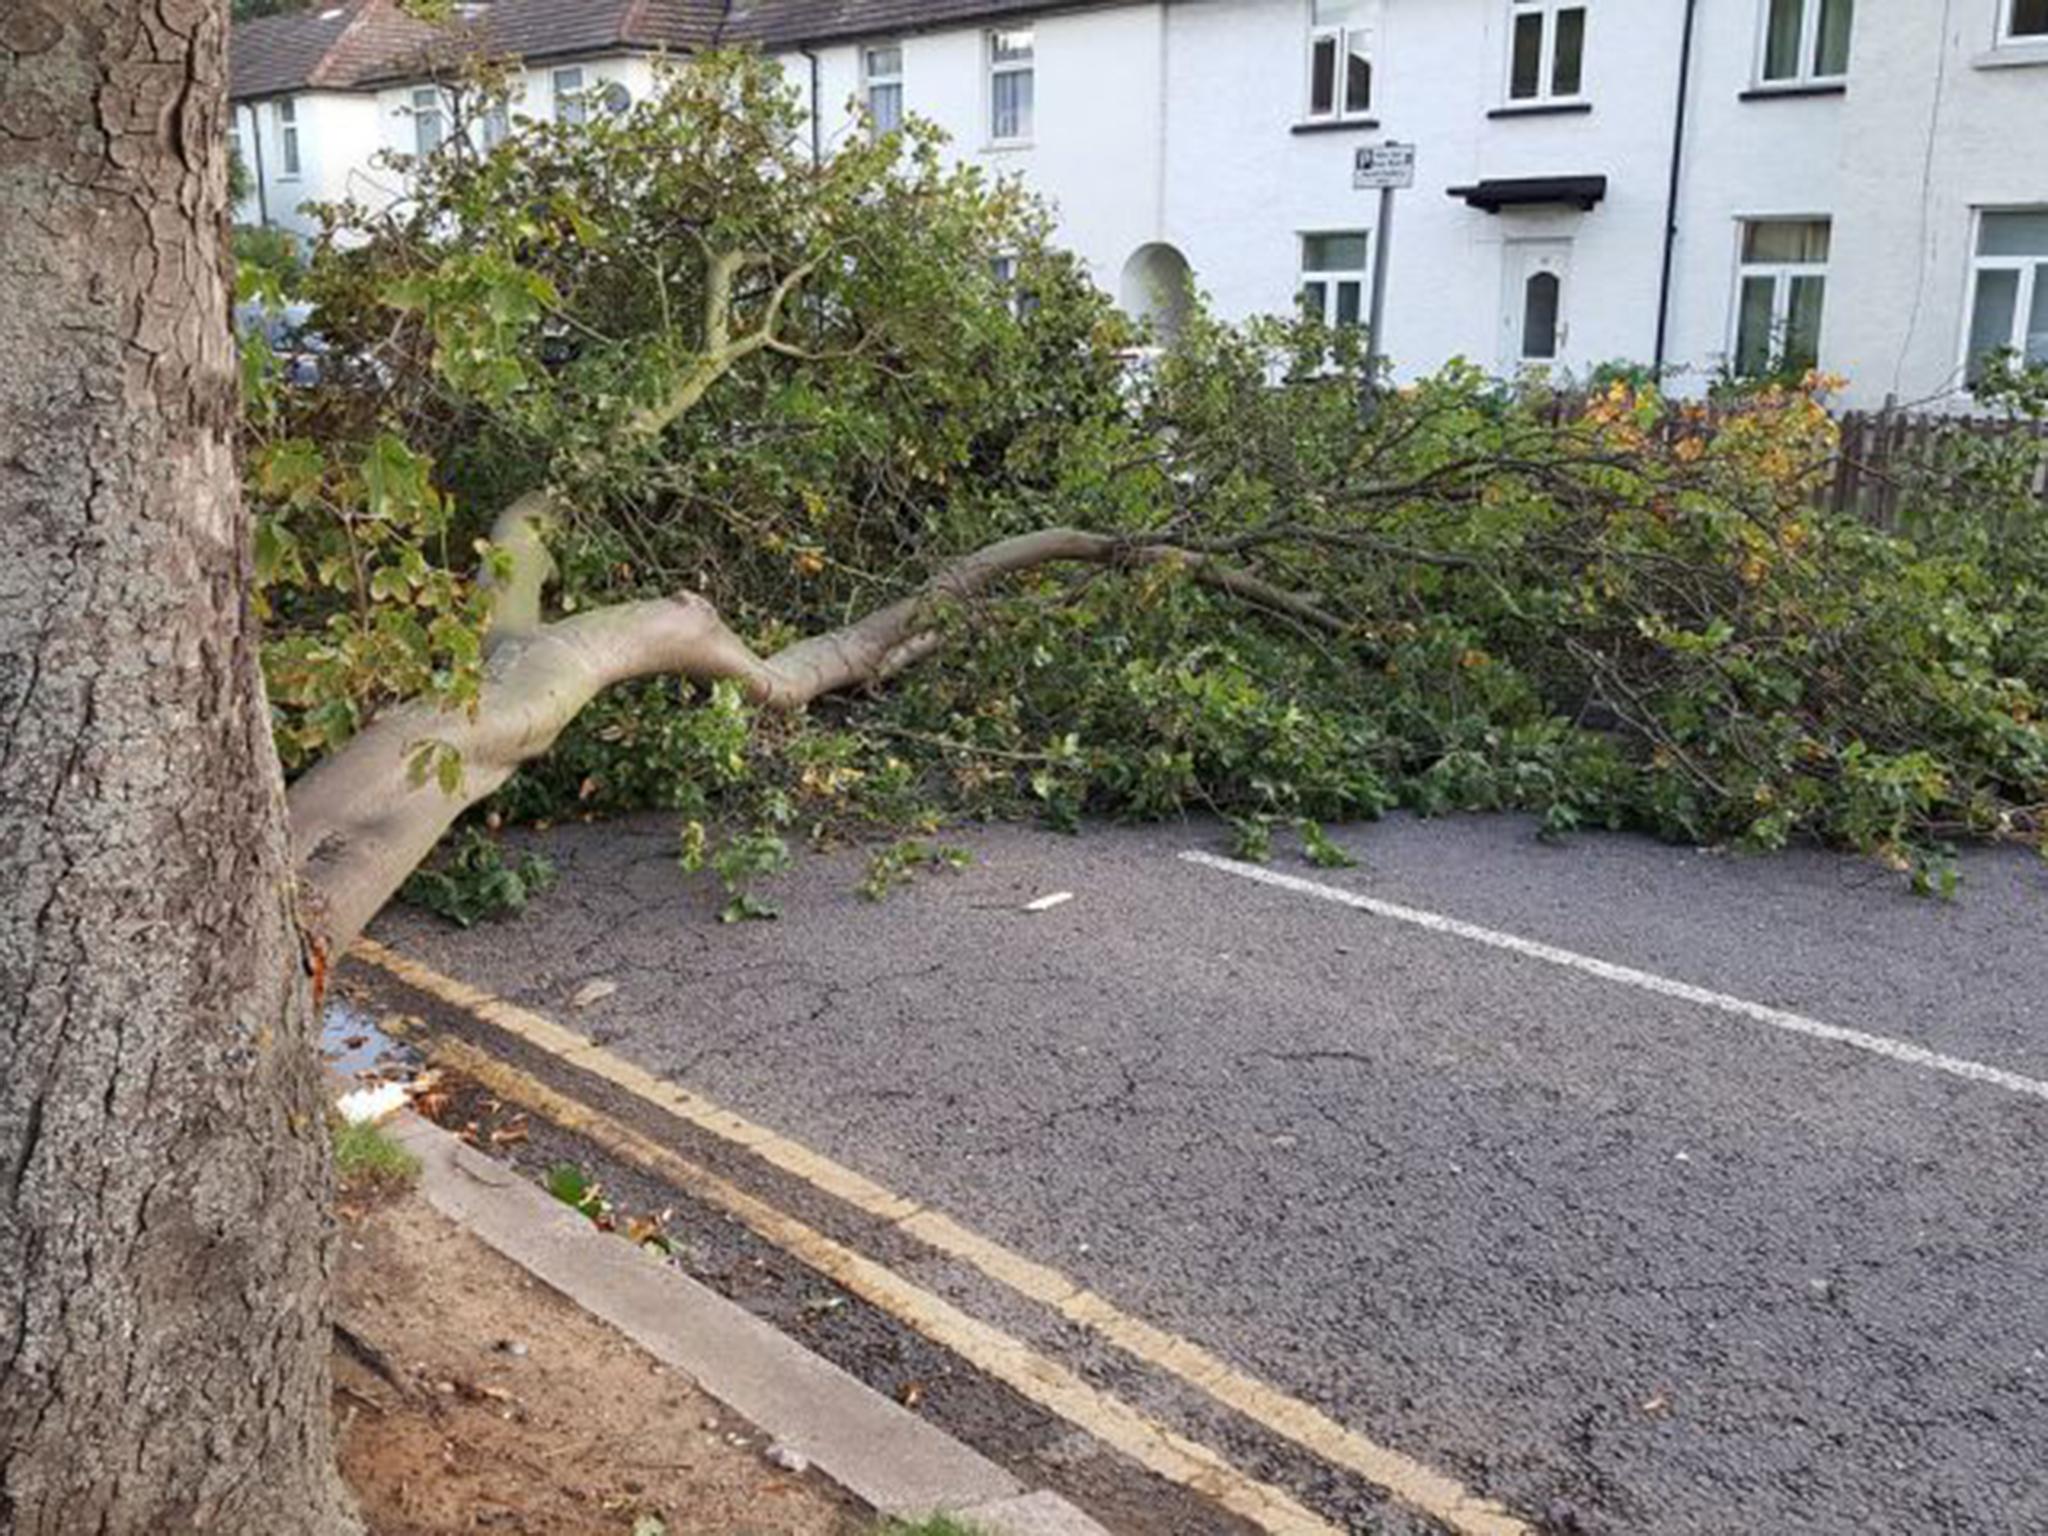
xmin=896 ymin=1380 xmax=925 ymax=1409
xmin=571 ymin=978 xmax=619 ymax=1009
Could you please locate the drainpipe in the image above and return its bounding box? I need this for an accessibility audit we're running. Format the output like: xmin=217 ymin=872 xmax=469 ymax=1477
xmin=246 ymin=100 xmax=271 ymax=227
xmin=1652 ymin=0 xmax=1700 ymax=376
xmin=799 ymin=47 xmax=821 ymax=165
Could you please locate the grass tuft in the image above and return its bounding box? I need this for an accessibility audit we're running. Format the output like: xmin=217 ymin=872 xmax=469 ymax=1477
xmin=877 ymin=1520 xmax=987 ymax=1536
xmin=332 ymin=1118 xmax=422 ymax=1192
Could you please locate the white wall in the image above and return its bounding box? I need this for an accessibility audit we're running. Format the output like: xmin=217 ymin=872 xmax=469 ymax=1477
xmin=794 ymin=6 xmax=1171 ymax=304
xmin=235 ymin=93 xmax=383 ymax=238
xmin=1828 ymin=0 xmax=2048 ymax=407
xmin=799 ymin=0 xmax=1699 ymax=380
xmin=232 ymin=56 xmax=663 ymax=240
xmin=240 ymin=3 xmax=2048 ymax=405
xmin=791 ymin=0 xmax=2048 ymax=404
xmin=372 ymin=55 xmax=661 ymax=173
xmin=1658 ymin=0 xmax=1846 ymax=389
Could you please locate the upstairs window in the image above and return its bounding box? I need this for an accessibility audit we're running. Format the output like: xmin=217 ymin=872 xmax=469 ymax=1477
xmin=277 ymin=96 xmax=302 ymax=177
xmin=989 ymin=28 xmax=1034 ymax=143
xmin=2008 ymin=0 xmax=2048 ymax=38
xmin=1300 ymin=232 xmax=1370 ymax=327
xmin=410 ymin=87 xmax=444 ymax=157
xmin=864 ymin=44 xmax=904 ymax=133
xmin=1733 ymin=218 xmax=1830 ymax=377
xmin=552 ymin=66 xmax=587 ymax=126
xmin=1507 ymin=0 xmax=1587 ymax=103
xmin=1308 ymin=0 xmax=1376 ymax=121
xmin=1760 ymin=0 xmax=1853 ymax=84
xmin=1966 ymin=210 xmax=2048 ymax=386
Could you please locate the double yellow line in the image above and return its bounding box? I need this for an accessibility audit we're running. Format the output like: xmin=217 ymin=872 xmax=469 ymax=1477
xmin=357 ymin=938 xmax=1530 ymax=1536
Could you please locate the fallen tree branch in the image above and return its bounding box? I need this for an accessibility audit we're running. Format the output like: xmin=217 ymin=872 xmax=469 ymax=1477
xmin=288 ymin=516 xmax=1344 ymax=953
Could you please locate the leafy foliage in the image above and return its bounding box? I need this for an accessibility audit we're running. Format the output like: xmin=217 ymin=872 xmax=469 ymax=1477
xmin=859 ymin=840 xmax=974 ymax=901
xmin=248 ymin=52 xmax=2048 ymax=903
xmin=399 ymin=829 xmax=556 ymax=926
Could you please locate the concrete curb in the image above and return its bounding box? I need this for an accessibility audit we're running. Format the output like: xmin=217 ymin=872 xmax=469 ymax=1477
xmin=385 ymin=1111 xmax=1115 ymax=1536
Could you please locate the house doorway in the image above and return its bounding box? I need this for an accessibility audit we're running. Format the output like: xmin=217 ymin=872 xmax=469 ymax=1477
xmin=1119 ymin=243 xmax=1196 ymax=348
xmin=1501 ymin=240 xmax=1573 ymax=372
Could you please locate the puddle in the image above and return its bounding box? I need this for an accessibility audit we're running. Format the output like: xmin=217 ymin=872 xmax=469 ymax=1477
xmin=322 ymin=997 xmax=420 ymax=1083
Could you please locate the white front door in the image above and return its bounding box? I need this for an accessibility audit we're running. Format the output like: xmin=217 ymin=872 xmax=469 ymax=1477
xmin=1501 ymin=240 xmax=1573 ymax=371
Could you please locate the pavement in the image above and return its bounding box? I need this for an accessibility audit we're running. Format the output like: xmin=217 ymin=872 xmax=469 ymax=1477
xmin=365 ymin=812 xmax=2048 ymax=1536
xmin=385 ymin=1107 xmax=1114 ymax=1536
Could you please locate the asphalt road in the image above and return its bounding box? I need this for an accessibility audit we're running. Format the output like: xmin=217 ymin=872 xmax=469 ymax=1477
xmin=372 ymin=814 xmax=2048 ymax=1535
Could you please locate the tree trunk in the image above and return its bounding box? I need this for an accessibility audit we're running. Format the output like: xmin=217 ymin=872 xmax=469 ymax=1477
xmin=0 ymin=4 xmax=358 ymax=1532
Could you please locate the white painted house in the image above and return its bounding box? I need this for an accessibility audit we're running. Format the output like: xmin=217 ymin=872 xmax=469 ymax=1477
xmin=232 ymin=0 xmax=2048 ymax=406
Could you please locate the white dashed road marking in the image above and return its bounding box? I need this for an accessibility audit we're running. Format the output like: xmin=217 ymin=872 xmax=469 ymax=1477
xmin=1182 ymin=851 xmax=2048 ymax=1106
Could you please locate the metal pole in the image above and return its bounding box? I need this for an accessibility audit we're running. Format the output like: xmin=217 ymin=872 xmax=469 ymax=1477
xmin=1363 ymin=183 xmax=1395 ymax=403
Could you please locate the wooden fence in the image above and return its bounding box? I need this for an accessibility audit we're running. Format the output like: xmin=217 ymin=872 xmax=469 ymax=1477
xmin=1825 ymin=409 xmax=2048 ymax=528
xmin=1539 ymin=394 xmax=2048 ymax=529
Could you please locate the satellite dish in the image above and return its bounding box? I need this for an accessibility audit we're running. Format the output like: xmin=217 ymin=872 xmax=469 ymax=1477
xmin=598 ymin=81 xmax=632 ymax=116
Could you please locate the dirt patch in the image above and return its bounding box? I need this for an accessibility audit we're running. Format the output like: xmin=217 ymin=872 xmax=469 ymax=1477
xmin=334 ymin=1192 xmax=870 ymax=1536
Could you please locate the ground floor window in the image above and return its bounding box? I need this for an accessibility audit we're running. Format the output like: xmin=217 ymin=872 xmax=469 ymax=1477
xmin=1966 ymin=210 xmax=2048 ymax=386
xmin=1734 ymin=218 xmax=1830 ymax=377
xmin=864 ymin=44 xmax=904 ymax=133
xmin=553 ymin=67 xmax=587 ymax=126
xmin=1300 ymin=232 xmax=1370 ymax=327
xmin=411 ymin=87 xmax=444 ymax=157
xmin=2008 ymin=0 xmax=2048 ymax=40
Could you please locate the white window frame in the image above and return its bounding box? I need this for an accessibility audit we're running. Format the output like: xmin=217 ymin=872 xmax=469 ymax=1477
xmin=2004 ymin=0 xmax=2048 ymax=40
xmin=1305 ymin=4 xmax=1376 ymax=122
xmin=552 ymin=66 xmax=588 ymax=126
xmin=987 ymin=27 xmax=1035 ymax=146
xmin=1731 ymin=218 xmax=1831 ymax=378
xmin=276 ymin=96 xmax=302 ymax=179
xmin=410 ymin=86 xmax=444 ymax=158
xmin=1754 ymin=0 xmax=1853 ymax=86
xmin=480 ymin=97 xmax=511 ymax=150
xmin=1299 ymin=231 xmax=1371 ymax=328
xmin=1962 ymin=208 xmax=2048 ymax=388
xmin=1504 ymin=0 xmax=1588 ymax=105
xmin=863 ymin=43 xmax=905 ymax=134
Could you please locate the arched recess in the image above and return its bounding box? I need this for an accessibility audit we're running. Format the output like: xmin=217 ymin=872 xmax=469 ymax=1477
xmin=1118 ymin=243 xmax=1196 ymax=348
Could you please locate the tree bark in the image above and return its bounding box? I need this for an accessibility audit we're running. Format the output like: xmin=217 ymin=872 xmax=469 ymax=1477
xmin=0 ymin=4 xmax=358 ymax=1533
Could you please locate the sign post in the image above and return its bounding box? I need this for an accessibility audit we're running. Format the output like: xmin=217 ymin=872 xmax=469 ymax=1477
xmin=1352 ymin=142 xmax=1415 ymax=405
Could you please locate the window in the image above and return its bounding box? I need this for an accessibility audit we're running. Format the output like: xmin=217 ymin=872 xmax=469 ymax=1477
xmin=1507 ymin=0 xmax=1587 ymax=102
xmin=481 ymin=99 xmax=511 ymax=150
xmin=553 ymin=67 xmax=587 ymax=126
xmin=1300 ymin=232 xmax=1370 ymax=327
xmin=1308 ymin=0 xmax=1376 ymax=120
xmin=1522 ymin=272 xmax=1562 ymax=359
xmin=990 ymin=253 xmax=1039 ymax=318
xmin=2007 ymin=0 xmax=2048 ymax=41
xmin=988 ymin=28 xmax=1034 ymax=143
xmin=1733 ymin=219 xmax=1829 ymax=377
xmin=1759 ymin=0 xmax=1852 ymax=83
xmin=277 ymin=97 xmax=302 ymax=177
xmin=411 ymin=87 xmax=443 ymax=157
xmin=864 ymin=44 xmax=904 ymax=133
xmin=1965 ymin=210 xmax=2048 ymax=384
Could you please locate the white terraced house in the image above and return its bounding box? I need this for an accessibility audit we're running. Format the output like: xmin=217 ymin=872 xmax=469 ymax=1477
xmin=231 ymin=0 xmax=2048 ymax=407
